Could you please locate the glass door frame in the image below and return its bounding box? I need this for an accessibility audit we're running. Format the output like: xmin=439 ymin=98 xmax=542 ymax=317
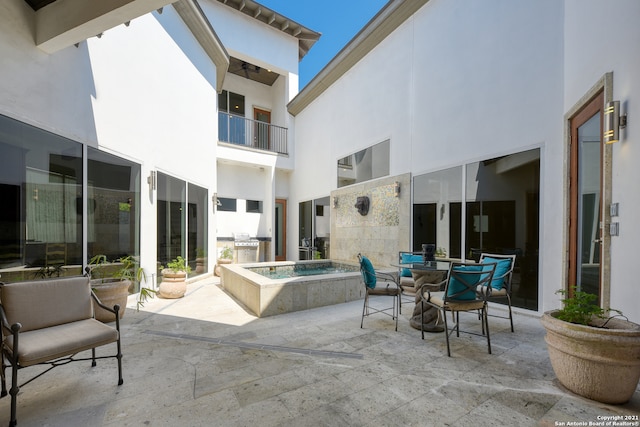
xmin=569 ymin=91 xmax=603 ymax=300
xmin=565 ymin=73 xmax=614 ymax=308
xmin=275 ymin=198 xmax=287 ymax=261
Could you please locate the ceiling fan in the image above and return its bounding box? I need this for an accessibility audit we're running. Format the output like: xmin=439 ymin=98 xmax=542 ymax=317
xmin=241 ymin=61 xmax=260 ymax=79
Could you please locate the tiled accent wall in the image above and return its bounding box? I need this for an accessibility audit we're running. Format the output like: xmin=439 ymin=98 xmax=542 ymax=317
xmin=330 ymin=173 xmax=411 ymax=267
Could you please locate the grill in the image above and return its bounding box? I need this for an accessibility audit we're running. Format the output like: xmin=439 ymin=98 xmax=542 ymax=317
xmin=234 ymin=233 xmax=259 ymax=263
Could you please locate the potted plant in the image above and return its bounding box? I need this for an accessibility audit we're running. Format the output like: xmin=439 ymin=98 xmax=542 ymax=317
xmin=89 ymin=255 xmax=147 ymax=322
xmin=159 ymin=256 xmax=191 ymax=299
xmin=541 ymin=286 xmax=640 ymax=404
xmin=215 ymin=246 xmax=233 ymax=277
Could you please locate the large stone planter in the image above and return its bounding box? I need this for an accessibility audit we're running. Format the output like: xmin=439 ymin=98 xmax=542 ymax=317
xmin=541 ymin=310 xmax=640 ymax=404
xmin=215 ymin=258 xmax=232 ymax=277
xmin=91 ymin=278 xmax=131 ymax=322
xmin=159 ymin=270 xmax=187 ymax=298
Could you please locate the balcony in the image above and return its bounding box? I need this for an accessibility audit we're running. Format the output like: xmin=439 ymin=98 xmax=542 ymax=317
xmin=218 ymin=112 xmax=288 ymax=155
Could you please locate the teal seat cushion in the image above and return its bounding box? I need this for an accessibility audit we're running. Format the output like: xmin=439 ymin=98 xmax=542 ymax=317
xmin=360 ymin=256 xmax=377 ymax=289
xmin=447 ymin=265 xmax=482 ymax=300
xmin=481 ymin=257 xmax=512 ymax=290
xmin=400 ymin=253 xmax=422 ymax=277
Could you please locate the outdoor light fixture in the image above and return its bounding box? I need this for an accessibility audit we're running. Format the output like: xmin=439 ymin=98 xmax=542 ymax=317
xmin=394 ymin=182 xmax=401 ymax=197
xmin=147 ymin=171 xmax=157 ymax=190
xmin=332 ymin=196 xmax=338 ymax=208
xmin=213 ymin=193 xmax=222 ymax=212
xmin=604 ymin=100 xmax=627 ymax=144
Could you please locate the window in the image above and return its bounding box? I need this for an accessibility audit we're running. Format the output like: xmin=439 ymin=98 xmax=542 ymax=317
xmin=246 ymin=200 xmax=263 ymax=213
xmin=412 ymin=148 xmax=540 ymax=310
xmin=218 ymin=90 xmax=246 ymax=144
xmin=156 ymin=173 xmax=185 ymax=268
xmin=337 ymin=140 xmax=390 ymax=187
xmin=187 ymin=183 xmax=208 ymax=277
xmin=218 ymin=90 xmax=245 ymax=116
xmin=217 ymin=197 xmax=237 ymax=212
xmin=87 ymin=148 xmax=141 ymax=267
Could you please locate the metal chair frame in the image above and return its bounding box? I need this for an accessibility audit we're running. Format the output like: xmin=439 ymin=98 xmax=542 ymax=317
xmin=479 ymin=253 xmax=517 ymax=332
xmin=0 ymin=279 xmax=123 ymax=427
xmin=358 ymin=254 xmax=400 ymax=331
xmin=421 ymin=261 xmax=496 ymax=356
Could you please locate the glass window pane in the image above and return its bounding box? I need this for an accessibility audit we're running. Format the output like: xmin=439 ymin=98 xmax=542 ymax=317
xmin=87 ymin=148 xmax=141 ymax=285
xmin=246 ymin=200 xmax=262 ymax=213
xmin=413 ymin=166 xmax=463 ymax=258
xmin=157 ymin=173 xmax=186 ymax=268
xmin=188 ymin=183 xmax=208 ymax=277
xmin=217 ymin=197 xmax=236 ymax=212
xmin=337 ymin=140 xmax=390 ymax=187
xmin=465 ymin=149 xmax=540 ymax=310
xmin=0 ymin=114 xmax=83 ymax=281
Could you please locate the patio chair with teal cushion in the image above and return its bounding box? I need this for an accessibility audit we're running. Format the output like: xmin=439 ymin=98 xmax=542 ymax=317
xmin=478 ymin=253 xmax=517 ymax=332
xmin=421 ymin=261 xmax=496 ymax=356
xmin=358 ymin=253 xmax=400 ymax=331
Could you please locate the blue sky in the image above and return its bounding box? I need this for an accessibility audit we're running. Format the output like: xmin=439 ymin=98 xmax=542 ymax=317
xmin=257 ymin=0 xmax=389 ymax=89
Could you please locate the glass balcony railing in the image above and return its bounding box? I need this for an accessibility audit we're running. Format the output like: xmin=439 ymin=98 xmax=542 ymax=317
xmin=218 ymin=112 xmax=288 ymax=155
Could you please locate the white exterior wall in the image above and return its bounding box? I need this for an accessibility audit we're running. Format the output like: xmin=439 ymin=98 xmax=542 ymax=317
xmin=0 ymin=0 xmax=218 ymax=279
xmin=87 ymin=9 xmax=218 ymax=279
xmin=564 ymin=0 xmax=640 ymax=322
xmin=0 ymin=0 xmax=99 ymax=144
xmin=292 ymin=0 xmax=565 ymax=314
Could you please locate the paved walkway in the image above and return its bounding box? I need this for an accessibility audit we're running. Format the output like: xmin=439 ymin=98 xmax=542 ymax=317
xmin=2 ymin=277 xmax=639 ymax=426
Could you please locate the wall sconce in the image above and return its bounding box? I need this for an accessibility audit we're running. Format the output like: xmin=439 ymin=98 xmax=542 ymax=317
xmin=147 ymin=171 xmax=156 ymax=190
xmin=332 ymin=196 xmax=338 ymax=208
xmin=212 ymin=193 xmax=222 ymax=212
xmin=394 ymin=181 xmax=401 ymax=197
xmin=604 ymin=100 xmax=627 ymax=144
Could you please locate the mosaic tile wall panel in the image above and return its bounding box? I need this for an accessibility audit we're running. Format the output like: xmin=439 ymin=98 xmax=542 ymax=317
xmin=330 ymin=174 xmax=411 ymax=266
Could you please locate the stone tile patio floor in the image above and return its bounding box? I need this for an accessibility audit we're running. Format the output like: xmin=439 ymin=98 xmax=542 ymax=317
xmin=2 ymin=277 xmax=639 ymax=426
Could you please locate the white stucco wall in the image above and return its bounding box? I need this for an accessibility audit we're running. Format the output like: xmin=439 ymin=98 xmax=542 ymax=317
xmin=199 ymin=0 xmax=299 ymax=77
xmin=87 ymin=9 xmax=218 ymax=278
xmin=292 ymin=0 xmax=565 ymax=313
xmin=0 ymin=0 xmax=99 ymax=143
xmin=0 ymin=1 xmax=219 ymax=279
xmin=564 ymin=0 xmax=640 ymax=322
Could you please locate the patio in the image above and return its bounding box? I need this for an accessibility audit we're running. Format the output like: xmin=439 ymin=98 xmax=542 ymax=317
xmin=2 ymin=277 xmax=638 ymax=426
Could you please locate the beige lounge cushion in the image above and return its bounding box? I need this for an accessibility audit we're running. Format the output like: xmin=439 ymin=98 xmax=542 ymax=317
xmin=477 ymin=285 xmax=507 ymax=297
xmin=1 ymin=277 xmax=93 ymax=332
xmin=4 ymin=319 xmax=118 ymax=367
xmin=426 ymin=291 xmax=485 ymax=311
xmin=368 ymin=283 xmax=399 ymax=296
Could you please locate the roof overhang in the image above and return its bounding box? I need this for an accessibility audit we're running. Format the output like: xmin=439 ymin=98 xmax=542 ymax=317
xmin=215 ymin=0 xmax=320 ymax=61
xmin=288 ymin=0 xmax=430 ymax=116
xmin=33 ymin=0 xmax=175 ymax=53
xmin=173 ymin=0 xmax=230 ymax=93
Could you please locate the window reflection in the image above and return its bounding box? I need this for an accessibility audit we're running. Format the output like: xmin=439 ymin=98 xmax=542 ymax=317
xmin=337 ymin=140 xmax=390 ymax=187
xmin=87 ymin=148 xmax=140 ymax=270
xmin=412 ymin=149 xmax=540 ymax=310
xmin=0 ymin=114 xmax=83 ymax=280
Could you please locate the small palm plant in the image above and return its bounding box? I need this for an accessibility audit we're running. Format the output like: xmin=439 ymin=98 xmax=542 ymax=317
xmin=555 ymin=286 xmax=623 ymax=327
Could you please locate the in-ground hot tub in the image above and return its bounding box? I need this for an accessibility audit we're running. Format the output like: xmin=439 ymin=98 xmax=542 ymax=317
xmin=220 ymin=260 xmax=364 ymax=317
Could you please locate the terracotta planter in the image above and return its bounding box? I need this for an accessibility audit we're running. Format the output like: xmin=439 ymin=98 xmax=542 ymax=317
xmin=159 ymin=270 xmax=187 ymax=298
xmin=541 ymin=310 xmax=640 ymax=404
xmin=215 ymin=258 xmax=232 ymax=277
xmin=91 ymin=278 xmax=131 ymax=322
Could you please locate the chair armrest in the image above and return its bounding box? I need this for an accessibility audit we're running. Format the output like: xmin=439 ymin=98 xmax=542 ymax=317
xmin=419 ymin=279 xmax=446 ymax=298
xmin=374 ymin=271 xmax=399 ymax=287
xmin=0 ymin=304 xmax=21 ymax=342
